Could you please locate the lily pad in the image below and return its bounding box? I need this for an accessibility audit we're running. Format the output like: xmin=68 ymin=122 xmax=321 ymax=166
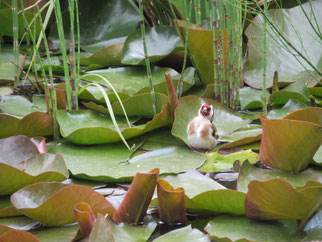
xmin=0 ymin=229 xmax=40 ymax=241
xmin=48 ymin=140 xmax=206 ymax=182
xmin=259 ymin=111 xmax=322 ymax=172
xmin=0 ymin=216 xmax=39 ymax=230
xmin=205 ymin=215 xmax=303 ymax=242
xmin=267 ymin=99 xmax=308 ymax=119
xmin=154 ymin=225 xmax=210 ymax=242
xmin=219 ymin=128 xmax=262 ymax=143
xmin=312 ymin=145 xmax=322 ymax=166
xmin=56 ymin=104 xmax=171 ymax=145
xmin=49 ymin=0 xmax=140 ymax=47
xmin=219 ymin=134 xmax=262 ymax=150
xmin=0 ymin=197 xmax=20 ymax=218
xmin=153 ymin=170 xmax=245 ymax=216
xmin=172 ymin=96 xmax=251 ymax=145
xmin=0 ymin=87 xmax=13 ymax=97
xmin=243 ymin=1 xmax=322 ymax=89
xmin=84 ymin=92 xmax=168 ymax=117
xmin=122 ymin=26 xmax=183 ymax=65
xmin=237 ymin=161 xmax=322 ymax=193
xmin=10 ymin=182 xmax=115 ymax=226
xmin=0 ymin=112 xmax=54 ymax=139
xmin=239 ymin=87 xmax=264 ymax=110
xmin=199 ymin=150 xmax=258 ymax=172
xmin=0 ymin=153 xmax=68 ymax=195
xmin=33 ymin=224 xmax=79 ymax=242
xmin=245 ymin=179 xmax=322 ymax=221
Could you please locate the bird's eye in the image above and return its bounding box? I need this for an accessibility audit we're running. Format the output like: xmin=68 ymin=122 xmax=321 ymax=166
xmin=207 ymin=108 xmax=211 ymax=111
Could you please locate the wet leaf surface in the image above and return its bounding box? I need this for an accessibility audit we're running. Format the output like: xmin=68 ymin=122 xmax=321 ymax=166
xmin=0 ymin=228 xmax=40 ymax=241
xmin=199 ymin=150 xmax=258 ymax=172
xmin=239 ymin=87 xmax=264 ymax=110
xmin=154 ymin=225 xmax=210 ymax=242
xmin=267 ymin=99 xmax=308 ymax=119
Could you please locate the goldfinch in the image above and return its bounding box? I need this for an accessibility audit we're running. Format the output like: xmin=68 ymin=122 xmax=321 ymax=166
xmin=187 ymin=104 xmax=219 ymax=150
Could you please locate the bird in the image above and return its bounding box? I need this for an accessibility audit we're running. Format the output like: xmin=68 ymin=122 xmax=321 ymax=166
xmin=187 ymin=103 xmax=219 ymax=151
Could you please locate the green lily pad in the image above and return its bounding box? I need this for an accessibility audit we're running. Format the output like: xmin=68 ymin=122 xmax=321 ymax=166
xmin=0 ymin=48 xmax=23 ymax=84
xmin=49 ymin=0 xmax=139 ymax=47
xmin=0 ymin=216 xmax=39 ymax=230
xmin=122 ymin=26 xmax=183 ymax=65
xmin=205 ymin=215 xmax=303 ymax=242
xmin=0 ymin=153 xmax=68 ymax=195
xmin=312 ymin=145 xmax=322 ymax=166
xmin=84 ymin=92 xmax=168 ymax=117
xmin=10 ymin=182 xmax=115 ymax=226
xmin=82 ymin=66 xmax=178 ymax=96
xmin=199 ymin=150 xmax=258 ymax=172
xmin=237 ymin=161 xmax=322 ymax=193
xmin=141 ymin=129 xmax=185 ymax=150
xmin=49 ymin=139 xmax=206 ymax=182
xmin=243 ymin=1 xmax=322 ymax=89
xmin=0 ymin=95 xmax=47 ymax=116
xmin=56 ymin=104 xmax=171 ymax=144
xmin=154 ymin=225 xmax=210 ymax=242
xmin=0 ymin=197 xmax=20 ymax=218
xmin=269 ymin=78 xmax=310 ymax=105
xmin=220 ymin=128 xmax=262 ymax=142
xmin=109 ymin=216 xmax=157 ymax=242
xmin=260 ymin=110 xmax=322 ymax=172
xmin=267 ymin=99 xmax=308 ymax=119
xmin=219 ymin=134 xmax=262 ymax=150
xmin=239 ymin=87 xmax=264 ymax=110
xmin=172 ymin=96 xmax=251 ymax=145
xmin=153 ymin=170 xmax=245 ymax=216
xmin=0 ymin=87 xmax=13 ymax=97
xmin=33 ymin=224 xmax=79 ymax=242
xmin=0 ymin=112 xmax=54 ymax=139
xmin=245 ymin=179 xmax=322 ymax=221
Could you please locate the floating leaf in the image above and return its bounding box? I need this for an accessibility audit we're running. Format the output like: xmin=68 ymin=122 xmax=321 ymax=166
xmin=260 ymin=109 xmax=322 ymax=172
xmin=157 ymin=179 xmax=187 ymax=225
xmin=219 ymin=134 xmax=262 ymax=150
xmin=0 ymin=229 xmax=40 ymax=242
xmin=87 ymin=214 xmax=114 ymax=242
xmin=57 ymin=104 xmax=171 ymax=145
xmin=0 ymin=216 xmax=39 ymax=230
xmin=245 ymin=179 xmax=322 ymax=221
xmin=84 ymin=92 xmax=168 ymax=117
xmin=205 ymin=215 xmax=303 ymax=242
xmin=113 ymin=168 xmax=159 ymax=224
xmin=122 ymin=26 xmax=183 ymax=65
xmin=199 ymin=150 xmax=258 ymax=172
xmin=313 ymin=145 xmax=322 ymax=166
xmin=267 ymin=99 xmax=308 ymax=119
xmin=0 ymin=112 xmax=54 ymax=139
xmin=239 ymin=87 xmax=264 ymax=110
xmin=220 ymin=128 xmax=262 ymax=143
xmin=237 ymin=161 xmax=322 ymax=193
xmin=0 ymin=196 xmax=20 ymax=218
xmin=0 ymin=153 xmax=68 ymax=195
xmin=243 ymin=1 xmax=322 ymax=89
xmin=172 ymin=96 xmax=251 ymax=145
xmin=154 ymin=225 xmax=210 ymax=242
xmin=49 ymin=140 xmax=206 ymax=183
xmin=32 ymin=225 xmax=79 ymax=242
xmin=11 ymin=182 xmax=115 ymax=226
xmin=153 ymin=170 xmax=245 ymax=216
xmin=74 ymin=202 xmax=96 ymax=239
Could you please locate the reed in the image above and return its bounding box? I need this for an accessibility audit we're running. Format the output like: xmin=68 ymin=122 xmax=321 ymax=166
xmin=211 ymin=0 xmax=219 ymax=101
xmin=12 ymin=0 xmax=20 ymax=91
xmin=74 ymin=0 xmax=80 ymax=109
xmin=139 ymin=0 xmax=157 ymax=114
xmin=68 ymin=0 xmax=76 ymax=109
xmin=262 ymin=0 xmax=268 ymax=115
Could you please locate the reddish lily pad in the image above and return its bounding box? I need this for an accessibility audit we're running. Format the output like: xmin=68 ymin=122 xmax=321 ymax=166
xmin=0 ymin=229 xmax=40 ymax=242
xmin=57 ymin=105 xmax=171 ymax=145
xmin=0 ymin=153 xmax=68 ymax=195
xmin=10 ymin=182 xmax=115 ymax=226
xmin=0 ymin=197 xmax=20 ymax=218
xmin=245 ymin=179 xmax=322 ymax=221
xmin=73 ymin=202 xmax=96 ymax=238
xmin=172 ymin=96 xmax=251 ymax=145
xmin=260 ymin=109 xmax=322 ymax=172
xmin=112 ymin=168 xmax=159 ymax=224
xmin=0 ymin=112 xmax=54 ymax=139
xmin=157 ymin=179 xmax=187 ymax=225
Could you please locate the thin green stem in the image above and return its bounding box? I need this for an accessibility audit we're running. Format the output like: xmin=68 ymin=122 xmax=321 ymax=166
xmin=262 ymin=0 xmax=268 ymax=116
xmin=139 ymin=0 xmax=157 ymax=114
xmin=75 ymin=0 xmax=80 ymax=109
xmin=12 ymin=0 xmax=19 ymax=91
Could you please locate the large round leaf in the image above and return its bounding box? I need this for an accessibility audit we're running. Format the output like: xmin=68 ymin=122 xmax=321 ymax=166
xmin=243 ymin=1 xmax=322 ymax=89
xmin=48 ymin=140 xmax=206 ymax=182
xmin=239 ymin=87 xmax=264 ymax=110
xmin=10 ymin=182 xmax=115 ymax=226
xmin=0 ymin=49 xmax=23 ymax=83
xmin=56 ymin=105 xmax=171 ymax=144
xmin=154 ymin=225 xmax=210 ymax=242
xmin=205 ymin=215 xmax=303 ymax=242
xmin=0 ymin=153 xmax=68 ymax=195
xmin=172 ymin=96 xmax=251 ymax=145
xmin=121 ymin=26 xmax=183 ymax=65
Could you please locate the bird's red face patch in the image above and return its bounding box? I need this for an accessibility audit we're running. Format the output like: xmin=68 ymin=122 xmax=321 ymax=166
xmin=200 ymin=104 xmax=212 ymax=116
